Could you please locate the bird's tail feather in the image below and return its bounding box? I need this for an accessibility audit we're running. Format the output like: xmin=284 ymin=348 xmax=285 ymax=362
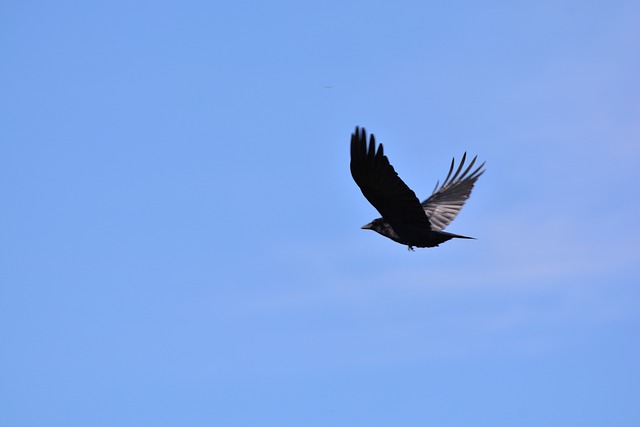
xmin=433 ymin=230 xmax=475 ymax=245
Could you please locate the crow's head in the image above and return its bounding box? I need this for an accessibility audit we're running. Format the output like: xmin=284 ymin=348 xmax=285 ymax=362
xmin=361 ymin=218 xmax=388 ymax=233
xmin=361 ymin=218 xmax=402 ymax=243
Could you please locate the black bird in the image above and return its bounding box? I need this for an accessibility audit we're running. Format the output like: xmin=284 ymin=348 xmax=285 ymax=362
xmin=350 ymin=127 xmax=485 ymax=250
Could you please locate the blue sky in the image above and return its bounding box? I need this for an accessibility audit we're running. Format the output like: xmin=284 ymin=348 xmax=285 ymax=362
xmin=1 ymin=0 xmax=639 ymax=426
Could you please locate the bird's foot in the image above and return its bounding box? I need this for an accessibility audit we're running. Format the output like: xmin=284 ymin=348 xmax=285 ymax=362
xmin=407 ymin=246 xmax=415 ymax=252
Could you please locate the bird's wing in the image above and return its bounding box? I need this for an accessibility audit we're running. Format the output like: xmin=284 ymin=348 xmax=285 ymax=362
xmin=421 ymin=152 xmax=485 ymax=231
xmin=350 ymin=127 xmax=431 ymax=228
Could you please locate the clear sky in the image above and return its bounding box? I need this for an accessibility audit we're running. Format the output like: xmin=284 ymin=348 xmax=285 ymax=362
xmin=1 ymin=1 xmax=639 ymax=426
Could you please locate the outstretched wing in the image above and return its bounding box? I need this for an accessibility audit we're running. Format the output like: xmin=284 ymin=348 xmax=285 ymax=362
xmin=421 ymin=152 xmax=485 ymax=231
xmin=350 ymin=127 xmax=431 ymax=228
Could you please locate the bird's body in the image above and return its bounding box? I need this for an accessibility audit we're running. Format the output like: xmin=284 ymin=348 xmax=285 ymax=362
xmin=350 ymin=127 xmax=485 ymax=250
xmin=361 ymin=218 xmax=472 ymax=250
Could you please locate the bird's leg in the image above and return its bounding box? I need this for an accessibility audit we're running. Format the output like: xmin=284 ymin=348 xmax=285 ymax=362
xmin=407 ymin=245 xmax=415 ymax=251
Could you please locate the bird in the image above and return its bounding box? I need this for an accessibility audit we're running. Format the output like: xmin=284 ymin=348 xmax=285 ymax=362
xmin=350 ymin=127 xmax=485 ymax=250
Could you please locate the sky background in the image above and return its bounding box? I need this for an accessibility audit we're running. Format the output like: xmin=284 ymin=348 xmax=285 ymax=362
xmin=1 ymin=1 xmax=639 ymax=426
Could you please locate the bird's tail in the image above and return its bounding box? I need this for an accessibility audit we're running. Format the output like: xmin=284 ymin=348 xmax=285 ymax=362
xmin=433 ymin=230 xmax=475 ymax=245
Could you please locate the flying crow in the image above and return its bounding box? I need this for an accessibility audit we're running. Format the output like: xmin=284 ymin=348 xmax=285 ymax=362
xmin=350 ymin=127 xmax=485 ymax=250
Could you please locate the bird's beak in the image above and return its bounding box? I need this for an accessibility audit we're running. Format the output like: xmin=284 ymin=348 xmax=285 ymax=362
xmin=361 ymin=222 xmax=373 ymax=229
